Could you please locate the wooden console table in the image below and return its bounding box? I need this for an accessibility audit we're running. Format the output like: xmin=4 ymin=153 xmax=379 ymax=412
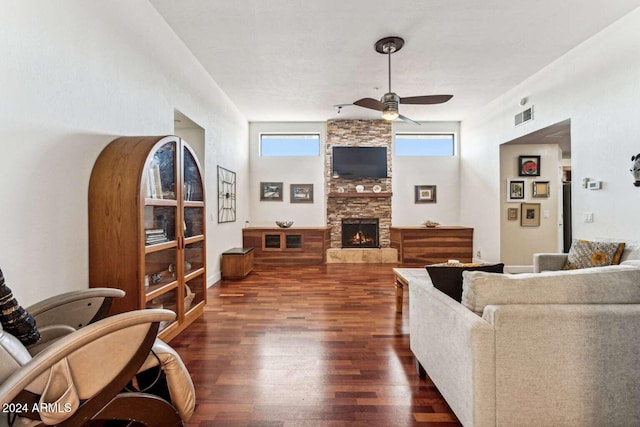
xmin=390 ymin=226 xmax=473 ymax=264
xmin=242 ymin=227 xmax=331 ymax=264
xmin=393 ymin=268 xmax=429 ymax=314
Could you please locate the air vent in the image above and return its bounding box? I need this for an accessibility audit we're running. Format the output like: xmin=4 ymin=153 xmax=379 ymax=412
xmin=515 ymin=106 xmax=534 ymax=126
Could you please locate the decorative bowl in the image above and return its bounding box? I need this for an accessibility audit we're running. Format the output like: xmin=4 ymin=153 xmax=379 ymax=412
xmin=276 ymin=221 xmax=294 ymax=228
xmin=423 ymin=220 xmax=440 ymax=228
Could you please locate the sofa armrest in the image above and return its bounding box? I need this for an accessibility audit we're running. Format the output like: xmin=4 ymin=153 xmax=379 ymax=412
xmin=409 ymin=279 xmax=495 ymax=427
xmin=532 ymin=253 xmax=568 ymax=272
xmin=483 ymin=304 xmax=640 ymax=426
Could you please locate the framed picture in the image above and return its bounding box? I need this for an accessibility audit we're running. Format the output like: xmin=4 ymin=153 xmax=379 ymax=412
xmin=507 ymin=207 xmax=518 ymax=221
xmin=217 ymin=166 xmax=236 ymax=223
xmin=518 ymin=155 xmax=541 ymax=176
xmin=507 ymin=179 xmax=525 ymax=201
xmin=260 ymin=182 xmax=283 ymax=201
xmin=290 ymin=184 xmax=314 ymax=203
xmin=415 ymin=185 xmax=437 ymax=203
xmin=520 ymin=202 xmax=541 ymax=227
xmin=532 ymin=181 xmax=550 ymax=198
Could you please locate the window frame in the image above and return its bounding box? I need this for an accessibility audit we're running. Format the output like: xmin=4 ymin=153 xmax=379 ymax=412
xmin=259 ymin=132 xmax=321 ymax=157
xmin=394 ymin=132 xmax=456 ymax=157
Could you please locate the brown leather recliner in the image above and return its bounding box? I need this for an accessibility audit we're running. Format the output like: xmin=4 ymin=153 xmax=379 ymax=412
xmin=0 ymin=308 xmax=195 ymax=426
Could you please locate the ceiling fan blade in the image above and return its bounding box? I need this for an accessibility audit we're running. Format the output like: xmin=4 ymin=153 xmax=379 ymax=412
xmin=400 ymin=95 xmax=453 ymax=105
xmin=398 ymin=114 xmax=421 ymax=125
xmin=353 ymin=98 xmax=384 ymax=111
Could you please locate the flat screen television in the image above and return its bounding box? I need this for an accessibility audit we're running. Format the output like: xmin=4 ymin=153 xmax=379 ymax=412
xmin=332 ymin=146 xmax=388 ymax=179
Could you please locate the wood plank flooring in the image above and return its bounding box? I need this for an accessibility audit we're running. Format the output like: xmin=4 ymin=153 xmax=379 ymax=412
xmin=170 ymin=264 xmax=460 ymax=427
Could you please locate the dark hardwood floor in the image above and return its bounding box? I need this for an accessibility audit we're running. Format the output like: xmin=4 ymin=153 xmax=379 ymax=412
xmin=170 ymin=264 xmax=460 ymax=427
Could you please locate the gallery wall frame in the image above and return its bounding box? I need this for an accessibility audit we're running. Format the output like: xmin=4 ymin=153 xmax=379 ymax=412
xmin=507 ymin=207 xmax=518 ymax=221
xmin=532 ymin=181 xmax=550 ymax=198
xmin=290 ymin=184 xmax=314 ymax=203
xmin=521 ymin=202 xmax=541 ymax=227
xmin=260 ymin=182 xmax=283 ymax=201
xmin=415 ymin=185 xmax=437 ymax=203
xmin=507 ymin=179 xmax=525 ymax=201
xmin=518 ymin=155 xmax=541 ymax=177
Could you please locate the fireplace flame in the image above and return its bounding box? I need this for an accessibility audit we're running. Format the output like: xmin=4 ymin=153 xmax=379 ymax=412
xmin=351 ymin=231 xmax=374 ymax=245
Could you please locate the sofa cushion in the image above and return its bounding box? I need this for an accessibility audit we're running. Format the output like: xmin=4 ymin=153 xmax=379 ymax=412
xmin=563 ymin=239 xmax=625 ymax=270
xmin=426 ymin=263 xmax=504 ymax=302
xmin=461 ymin=264 xmax=640 ymax=315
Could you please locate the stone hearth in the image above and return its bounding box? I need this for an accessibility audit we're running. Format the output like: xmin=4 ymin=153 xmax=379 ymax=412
xmin=326 ymin=248 xmax=397 ymax=263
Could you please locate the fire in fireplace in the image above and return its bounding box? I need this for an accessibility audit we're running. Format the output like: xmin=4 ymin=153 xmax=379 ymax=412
xmin=341 ymin=218 xmax=379 ymax=248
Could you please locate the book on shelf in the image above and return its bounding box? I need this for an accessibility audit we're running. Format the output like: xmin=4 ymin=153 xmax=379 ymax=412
xmin=145 ymin=228 xmax=168 ymax=245
xmin=146 ymin=237 xmax=169 ymax=245
xmin=145 ymin=228 xmax=165 ymax=235
xmin=146 ymin=162 xmax=164 ymax=199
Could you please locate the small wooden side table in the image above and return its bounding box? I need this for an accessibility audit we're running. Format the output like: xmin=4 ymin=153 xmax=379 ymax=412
xmin=222 ymin=247 xmax=254 ymax=279
xmin=392 ymin=268 xmax=430 ymax=314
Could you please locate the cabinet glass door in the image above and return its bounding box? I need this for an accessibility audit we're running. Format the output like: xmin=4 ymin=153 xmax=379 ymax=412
xmin=184 ymin=241 xmax=204 ymax=274
xmin=145 ymin=141 xmax=176 ymax=200
xmin=183 ymin=147 xmax=203 ymax=202
xmin=144 ymin=206 xmax=177 ymax=244
xmin=184 ymin=207 xmax=204 ymax=239
xmin=185 ymin=275 xmax=205 ymax=314
xmin=264 ymin=234 xmax=282 ymax=249
xmin=144 ymin=248 xmax=178 ymax=293
xmin=285 ymin=234 xmax=302 ymax=249
xmin=146 ymin=287 xmax=178 ymax=332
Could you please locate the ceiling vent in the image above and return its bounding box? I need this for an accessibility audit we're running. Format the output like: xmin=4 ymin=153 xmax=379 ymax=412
xmin=515 ymin=106 xmax=534 ymax=126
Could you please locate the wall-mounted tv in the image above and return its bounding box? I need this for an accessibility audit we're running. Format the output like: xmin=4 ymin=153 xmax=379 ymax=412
xmin=332 ymin=146 xmax=388 ymax=179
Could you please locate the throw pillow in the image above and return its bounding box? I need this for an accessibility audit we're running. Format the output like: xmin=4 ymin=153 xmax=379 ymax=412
xmin=563 ymin=239 xmax=625 ymax=270
xmin=0 ymin=268 xmax=41 ymax=345
xmin=425 ymin=262 xmax=505 ymax=302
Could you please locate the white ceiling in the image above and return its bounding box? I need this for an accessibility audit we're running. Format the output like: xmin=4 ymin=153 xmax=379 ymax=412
xmin=150 ymin=0 xmax=640 ymax=123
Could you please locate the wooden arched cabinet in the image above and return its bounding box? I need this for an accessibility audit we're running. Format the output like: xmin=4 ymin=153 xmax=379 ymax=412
xmin=89 ymin=135 xmax=206 ymax=341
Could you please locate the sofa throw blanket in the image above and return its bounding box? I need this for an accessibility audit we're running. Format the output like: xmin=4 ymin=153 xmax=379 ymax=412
xmin=0 ymin=267 xmax=40 ymax=345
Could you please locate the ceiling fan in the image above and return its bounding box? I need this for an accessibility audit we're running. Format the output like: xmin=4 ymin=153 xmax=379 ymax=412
xmin=353 ymin=36 xmax=453 ymax=125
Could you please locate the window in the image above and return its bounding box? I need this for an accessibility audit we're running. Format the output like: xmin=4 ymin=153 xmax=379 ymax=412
xmin=395 ymin=133 xmax=455 ymax=156
xmin=259 ymin=133 xmax=320 ymax=156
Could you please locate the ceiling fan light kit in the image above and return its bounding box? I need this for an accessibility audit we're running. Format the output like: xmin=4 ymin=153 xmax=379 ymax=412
xmin=381 ymin=93 xmax=399 ymax=121
xmin=350 ymin=36 xmax=453 ymax=124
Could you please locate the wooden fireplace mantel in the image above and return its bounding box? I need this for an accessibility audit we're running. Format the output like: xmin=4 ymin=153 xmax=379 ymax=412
xmin=327 ymin=192 xmax=392 ymax=198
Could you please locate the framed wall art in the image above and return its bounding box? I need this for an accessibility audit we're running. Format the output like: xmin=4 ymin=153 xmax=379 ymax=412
xmin=290 ymin=184 xmax=314 ymax=203
xmin=507 ymin=179 xmax=525 ymax=201
xmin=532 ymin=181 xmax=550 ymax=198
xmin=507 ymin=207 xmax=518 ymax=221
xmin=260 ymin=182 xmax=283 ymax=201
xmin=518 ymin=155 xmax=541 ymax=176
xmin=217 ymin=166 xmax=236 ymax=223
xmin=415 ymin=185 xmax=437 ymax=203
xmin=520 ymin=202 xmax=541 ymax=227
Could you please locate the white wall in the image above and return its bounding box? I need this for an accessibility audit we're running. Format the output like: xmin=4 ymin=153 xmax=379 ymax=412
xmin=0 ymin=1 xmax=248 ymax=305
xmin=500 ymin=144 xmax=562 ymax=264
xmin=460 ymin=8 xmax=640 ymax=263
xmin=392 ymin=121 xmax=461 ymax=226
xmin=248 ymin=122 xmax=326 ymax=227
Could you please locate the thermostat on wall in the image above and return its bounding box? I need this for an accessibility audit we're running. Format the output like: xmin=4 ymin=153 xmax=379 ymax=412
xmin=587 ymin=181 xmax=602 ymax=190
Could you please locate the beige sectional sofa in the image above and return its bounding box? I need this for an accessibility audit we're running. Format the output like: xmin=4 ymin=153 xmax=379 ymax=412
xmin=534 ymin=243 xmax=640 ymax=272
xmin=409 ymin=263 xmax=640 ymax=427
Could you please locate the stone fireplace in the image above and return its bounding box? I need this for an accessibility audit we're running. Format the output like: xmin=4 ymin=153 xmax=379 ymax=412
xmin=341 ymin=218 xmax=379 ymax=248
xmin=325 ymin=119 xmax=397 ymax=263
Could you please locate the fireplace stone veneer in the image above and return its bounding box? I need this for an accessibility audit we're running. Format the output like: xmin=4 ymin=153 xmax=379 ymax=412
xmin=325 ymin=120 xmax=392 ymax=249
